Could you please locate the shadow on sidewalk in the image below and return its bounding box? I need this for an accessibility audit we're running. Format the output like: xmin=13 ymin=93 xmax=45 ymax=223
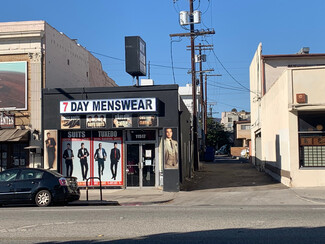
xmin=181 ymin=156 xmax=285 ymax=191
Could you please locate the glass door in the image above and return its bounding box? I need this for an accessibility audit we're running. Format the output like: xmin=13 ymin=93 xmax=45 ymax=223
xmin=126 ymin=143 xmax=156 ymax=187
xmin=142 ymin=144 xmax=155 ymax=187
xmin=126 ymin=144 xmax=140 ymax=187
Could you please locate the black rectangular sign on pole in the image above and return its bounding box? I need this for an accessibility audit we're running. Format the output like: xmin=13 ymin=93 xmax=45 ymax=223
xmin=125 ymin=36 xmax=146 ymax=77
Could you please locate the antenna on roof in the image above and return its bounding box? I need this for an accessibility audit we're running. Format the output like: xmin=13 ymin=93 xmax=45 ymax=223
xmin=297 ymin=47 xmax=310 ymax=54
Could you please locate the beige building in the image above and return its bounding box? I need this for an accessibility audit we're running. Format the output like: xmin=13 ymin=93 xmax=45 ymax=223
xmin=0 ymin=20 xmax=116 ymax=170
xmin=250 ymin=43 xmax=325 ymax=187
xmin=234 ymin=120 xmax=251 ymax=147
xmin=221 ymin=110 xmax=250 ymax=132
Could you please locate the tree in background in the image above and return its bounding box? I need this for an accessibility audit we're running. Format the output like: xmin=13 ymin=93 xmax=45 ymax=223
xmin=206 ymin=117 xmax=230 ymax=149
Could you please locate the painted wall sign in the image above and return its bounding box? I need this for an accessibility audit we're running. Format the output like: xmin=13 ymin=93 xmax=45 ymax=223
xmin=0 ymin=113 xmax=15 ymax=128
xmin=60 ymin=98 xmax=156 ymax=114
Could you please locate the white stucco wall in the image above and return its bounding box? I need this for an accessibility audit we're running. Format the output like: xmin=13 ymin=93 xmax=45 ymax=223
xmin=261 ymin=71 xmax=291 ymax=175
xmin=249 ymin=43 xmax=262 ymax=165
xmin=289 ymin=67 xmax=325 ymax=187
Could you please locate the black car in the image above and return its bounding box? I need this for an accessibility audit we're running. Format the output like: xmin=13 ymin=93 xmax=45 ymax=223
xmin=0 ymin=168 xmax=80 ymax=207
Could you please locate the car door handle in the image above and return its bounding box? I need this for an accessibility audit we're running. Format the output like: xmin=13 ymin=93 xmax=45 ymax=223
xmin=7 ymin=183 xmax=12 ymax=187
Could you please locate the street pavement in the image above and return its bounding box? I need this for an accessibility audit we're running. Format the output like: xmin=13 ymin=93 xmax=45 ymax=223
xmin=2 ymin=156 xmax=325 ymax=243
xmin=78 ymin=155 xmax=325 ymax=207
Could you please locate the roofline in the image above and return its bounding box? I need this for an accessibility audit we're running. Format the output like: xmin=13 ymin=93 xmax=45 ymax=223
xmin=43 ymin=84 xmax=179 ymax=95
xmin=234 ymin=120 xmax=251 ymax=124
xmin=262 ymin=53 xmax=325 ymax=59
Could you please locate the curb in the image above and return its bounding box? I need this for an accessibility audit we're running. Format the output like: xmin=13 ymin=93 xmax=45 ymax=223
xmin=119 ymin=198 xmax=174 ymax=206
xmin=68 ymin=200 xmax=120 ymax=206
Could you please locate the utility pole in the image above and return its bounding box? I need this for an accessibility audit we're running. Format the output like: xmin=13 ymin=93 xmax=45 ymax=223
xmin=169 ymin=1 xmax=215 ymax=171
xmin=189 ymin=0 xmax=199 ymax=171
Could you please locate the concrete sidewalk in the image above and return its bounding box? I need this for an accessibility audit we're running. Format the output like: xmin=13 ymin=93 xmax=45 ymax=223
xmin=70 ymin=188 xmax=176 ymax=206
xmin=70 ymin=156 xmax=325 ymax=207
xmin=173 ymin=157 xmax=325 ymax=206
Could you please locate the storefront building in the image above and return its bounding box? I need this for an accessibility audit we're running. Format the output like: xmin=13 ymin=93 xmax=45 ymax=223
xmin=250 ymin=43 xmax=325 ymax=187
xmin=0 ymin=21 xmax=116 ymax=171
xmin=42 ymin=85 xmax=192 ymax=191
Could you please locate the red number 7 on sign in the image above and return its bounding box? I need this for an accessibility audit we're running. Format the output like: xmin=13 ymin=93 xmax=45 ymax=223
xmin=63 ymin=102 xmax=68 ymax=112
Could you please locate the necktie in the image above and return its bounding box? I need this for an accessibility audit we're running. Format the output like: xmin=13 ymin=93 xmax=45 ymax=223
xmin=170 ymin=140 xmax=173 ymax=149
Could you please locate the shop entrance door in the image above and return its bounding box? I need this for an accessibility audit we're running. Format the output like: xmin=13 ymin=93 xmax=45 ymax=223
xmin=126 ymin=143 xmax=155 ymax=187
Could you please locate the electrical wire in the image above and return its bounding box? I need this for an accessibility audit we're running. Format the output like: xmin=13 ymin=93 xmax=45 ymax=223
xmin=89 ymin=50 xmax=189 ymax=70
xmin=208 ymin=83 xmax=248 ymax=92
xmin=209 ymin=99 xmax=248 ymax=111
xmin=202 ymin=0 xmax=211 ymax=15
xmin=195 ymin=0 xmax=201 ymax=10
xmin=209 ymin=80 xmax=249 ymax=91
xmin=211 ymin=49 xmax=260 ymax=96
xmin=90 ymin=51 xmax=124 ymax=61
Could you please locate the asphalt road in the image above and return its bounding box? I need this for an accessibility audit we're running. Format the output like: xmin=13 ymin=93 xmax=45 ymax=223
xmin=1 ymin=204 xmax=325 ymax=243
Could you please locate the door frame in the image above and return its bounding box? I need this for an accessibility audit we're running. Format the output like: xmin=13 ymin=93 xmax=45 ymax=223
xmin=125 ymin=141 xmax=158 ymax=188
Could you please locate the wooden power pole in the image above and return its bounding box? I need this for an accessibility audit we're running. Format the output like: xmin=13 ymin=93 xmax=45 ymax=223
xmin=170 ymin=0 xmax=215 ymax=171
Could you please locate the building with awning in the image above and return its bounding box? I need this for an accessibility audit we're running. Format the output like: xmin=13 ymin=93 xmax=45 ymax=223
xmin=0 ymin=21 xmax=116 ymax=171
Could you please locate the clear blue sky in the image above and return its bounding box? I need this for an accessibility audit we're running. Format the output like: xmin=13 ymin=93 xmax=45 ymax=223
xmin=2 ymin=0 xmax=325 ymax=117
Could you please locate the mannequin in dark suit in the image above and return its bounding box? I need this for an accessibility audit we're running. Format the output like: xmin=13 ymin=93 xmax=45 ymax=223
xmin=94 ymin=143 xmax=107 ymax=178
xmin=63 ymin=143 xmax=74 ymax=177
xmin=110 ymin=142 xmax=120 ymax=180
xmin=77 ymin=143 xmax=89 ymax=181
xmin=45 ymin=132 xmax=56 ymax=169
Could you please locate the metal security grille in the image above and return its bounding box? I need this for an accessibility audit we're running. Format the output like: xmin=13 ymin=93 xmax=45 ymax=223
xmin=300 ymin=145 xmax=325 ymax=167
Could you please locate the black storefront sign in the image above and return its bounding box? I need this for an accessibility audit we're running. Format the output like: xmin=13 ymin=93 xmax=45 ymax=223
xmin=129 ymin=130 xmax=156 ymax=141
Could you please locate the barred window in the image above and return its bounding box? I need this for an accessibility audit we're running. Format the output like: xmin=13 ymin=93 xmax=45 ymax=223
xmin=299 ymin=112 xmax=325 ymax=167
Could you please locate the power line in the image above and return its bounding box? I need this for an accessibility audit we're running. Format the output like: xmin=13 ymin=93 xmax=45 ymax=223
xmin=202 ymin=0 xmax=211 ymax=14
xmin=89 ymin=50 xmax=189 ymax=70
xmin=90 ymin=51 xmax=124 ymax=61
xmin=209 ymin=99 xmax=248 ymax=111
xmin=208 ymin=83 xmax=247 ymax=92
xmin=211 ymin=49 xmax=250 ymax=91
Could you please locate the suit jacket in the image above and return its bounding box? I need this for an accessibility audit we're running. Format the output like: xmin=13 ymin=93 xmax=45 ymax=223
xmin=78 ymin=148 xmax=89 ymax=162
xmin=46 ymin=138 xmax=56 ymax=152
xmin=63 ymin=149 xmax=74 ymax=161
xmin=94 ymin=148 xmax=107 ymax=161
xmin=110 ymin=148 xmax=120 ymax=162
xmin=164 ymin=138 xmax=178 ymax=168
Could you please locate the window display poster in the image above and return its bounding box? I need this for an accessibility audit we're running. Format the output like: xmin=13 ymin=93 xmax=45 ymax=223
xmin=61 ymin=116 xmax=81 ymax=129
xmin=61 ymin=138 xmax=91 ymax=186
xmin=60 ymin=136 xmax=123 ymax=187
xmin=164 ymin=128 xmax=179 ymax=169
xmin=138 ymin=115 xmax=157 ymax=127
xmin=44 ymin=130 xmax=58 ymax=171
xmin=113 ymin=114 xmax=132 ymax=128
xmin=87 ymin=114 xmax=106 ymax=128
xmin=92 ymin=138 xmax=123 ymax=186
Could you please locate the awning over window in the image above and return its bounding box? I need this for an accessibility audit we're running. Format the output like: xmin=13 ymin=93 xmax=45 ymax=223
xmin=0 ymin=129 xmax=30 ymax=142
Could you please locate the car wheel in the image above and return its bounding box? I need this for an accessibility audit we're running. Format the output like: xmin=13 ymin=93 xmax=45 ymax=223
xmin=35 ymin=190 xmax=52 ymax=207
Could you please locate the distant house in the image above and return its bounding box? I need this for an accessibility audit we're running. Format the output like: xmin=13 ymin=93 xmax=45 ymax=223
xmin=233 ymin=120 xmax=251 ymax=147
xmin=221 ymin=110 xmax=250 ymax=132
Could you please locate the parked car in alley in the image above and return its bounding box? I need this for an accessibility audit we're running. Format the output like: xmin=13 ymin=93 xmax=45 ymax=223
xmin=215 ymin=144 xmax=230 ymax=155
xmin=0 ymin=168 xmax=80 ymax=207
